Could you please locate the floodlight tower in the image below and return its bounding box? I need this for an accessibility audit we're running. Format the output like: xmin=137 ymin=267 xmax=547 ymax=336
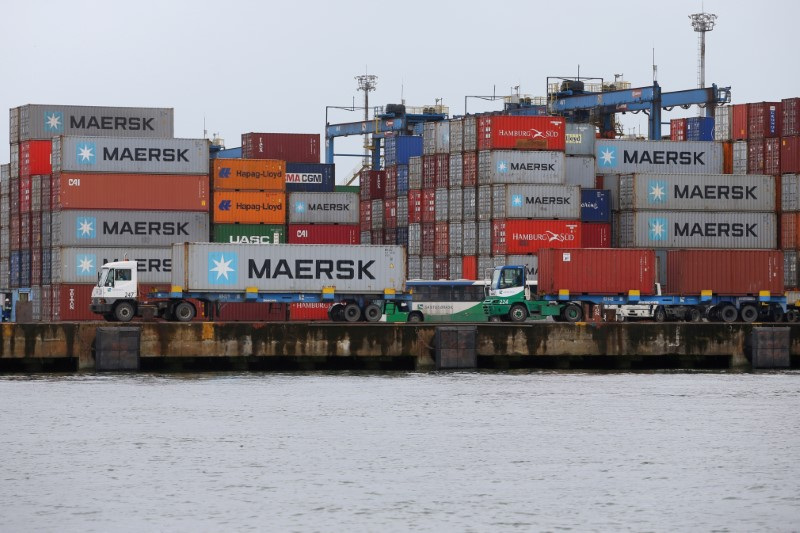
xmin=690 ymin=10 xmax=717 ymax=116
xmin=356 ymin=73 xmax=378 ymax=167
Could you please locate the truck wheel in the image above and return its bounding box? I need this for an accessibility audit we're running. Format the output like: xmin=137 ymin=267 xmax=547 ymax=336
xmin=653 ymin=306 xmax=667 ymax=322
xmin=488 ymin=316 xmax=502 ymax=323
xmin=114 ymin=302 xmax=135 ymax=323
xmin=509 ymin=304 xmax=528 ymax=323
xmin=787 ymin=310 xmax=799 ymax=323
xmin=174 ymin=301 xmax=196 ymax=322
xmin=364 ymin=304 xmax=382 ymax=322
xmin=328 ymin=304 xmax=345 ymax=322
xmin=719 ymin=304 xmax=738 ymax=323
xmin=769 ymin=305 xmax=784 ymax=323
xmin=343 ymin=303 xmax=361 ymax=322
xmin=408 ymin=312 xmax=424 ymax=323
xmin=685 ymin=307 xmax=702 ymax=322
xmin=561 ymin=303 xmax=583 ymax=323
xmin=103 ymin=314 xmax=116 ymax=322
xmin=739 ymin=304 xmax=758 ymax=323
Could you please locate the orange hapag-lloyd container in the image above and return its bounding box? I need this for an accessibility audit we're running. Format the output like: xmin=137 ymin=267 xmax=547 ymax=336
xmin=54 ymin=173 xmax=209 ymax=211
xmin=212 ymin=191 xmax=286 ymax=224
xmin=211 ymin=158 xmax=285 ymax=191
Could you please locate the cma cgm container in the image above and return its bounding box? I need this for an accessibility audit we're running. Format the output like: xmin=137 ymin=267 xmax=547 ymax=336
xmin=213 ymin=224 xmax=286 ymax=244
xmin=478 ymin=150 xmax=566 ymax=185
xmin=385 ymin=135 xmax=423 ymax=166
xmin=170 ymin=243 xmax=404 ymax=293
xmin=618 ymin=211 xmax=776 ymax=249
xmin=285 ymin=163 xmax=335 ymax=192
xmin=241 ymin=132 xmax=320 ymax=163
xmin=212 ymin=158 xmax=285 ymax=191
xmin=52 ymin=173 xmax=209 ymax=211
xmin=618 ymin=173 xmax=775 ymax=212
xmin=52 ymin=246 xmax=172 ymax=284
xmin=666 ymin=250 xmax=783 ymax=295
xmin=287 ymin=192 xmax=359 ymax=224
xmin=15 ymin=104 xmax=174 ymax=142
xmin=52 ymin=137 xmax=209 ymax=174
xmin=538 ymin=248 xmax=656 ymax=295
xmin=491 ymin=184 xmax=580 ymax=220
xmin=595 ymin=140 xmax=723 ymax=174
xmin=477 ymin=115 xmax=566 ymax=151
xmin=213 ymin=191 xmax=285 ymax=224
xmin=492 ymin=219 xmax=582 ymax=255
xmin=51 ymin=210 xmax=209 ymax=246
xmin=287 ymin=224 xmax=360 ymax=244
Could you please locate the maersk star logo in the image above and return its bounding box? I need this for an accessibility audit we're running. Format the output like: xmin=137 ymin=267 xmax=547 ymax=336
xmin=44 ymin=111 xmax=64 ymax=133
xmin=648 ymin=217 xmax=668 ymax=241
xmin=295 ymin=201 xmax=305 ymax=213
xmin=76 ymin=142 xmax=96 ymax=165
xmin=597 ymin=146 xmax=617 ymax=167
xmin=511 ymin=194 xmax=523 ymax=207
xmin=648 ymin=180 xmax=667 ymax=204
xmin=76 ymin=217 xmax=96 ymax=239
xmin=496 ymin=160 xmax=509 ymax=173
xmin=76 ymin=254 xmax=96 ymax=276
xmin=208 ymin=252 xmax=238 ymax=285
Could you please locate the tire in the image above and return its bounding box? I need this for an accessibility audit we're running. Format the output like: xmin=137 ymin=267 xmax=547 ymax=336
xmin=561 ymin=303 xmax=583 ymax=323
xmin=408 ymin=312 xmax=424 ymax=323
xmin=328 ymin=304 xmax=344 ymax=322
xmin=508 ymin=304 xmax=528 ymax=323
xmin=769 ymin=305 xmax=785 ymax=323
xmin=739 ymin=304 xmax=758 ymax=323
xmin=719 ymin=304 xmax=738 ymax=323
xmin=114 ymin=302 xmax=135 ymax=323
xmin=488 ymin=316 xmax=502 ymax=323
xmin=685 ymin=307 xmax=702 ymax=323
xmin=174 ymin=301 xmax=196 ymax=322
xmin=653 ymin=306 xmax=667 ymax=323
xmin=364 ymin=304 xmax=382 ymax=322
xmin=787 ymin=309 xmax=800 ymax=323
xmin=343 ymin=303 xmax=362 ymax=322
xmin=103 ymin=314 xmax=116 ymax=322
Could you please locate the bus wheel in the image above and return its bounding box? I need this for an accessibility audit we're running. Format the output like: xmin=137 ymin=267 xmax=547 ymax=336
xmin=739 ymin=304 xmax=758 ymax=323
xmin=114 ymin=302 xmax=135 ymax=323
xmin=561 ymin=303 xmax=583 ymax=323
xmin=719 ymin=304 xmax=738 ymax=323
xmin=509 ymin=304 xmax=528 ymax=323
xmin=174 ymin=301 xmax=196 ymax=322
xmin=364 ymin=304 xmax=382 ymax=322
xmin=343 ymin=303 xmax=362 ymax=322
xmin=408 ymin=312 xmax=424 ymax=323
xmin=328 ymin=304 xmax=345 ymax=322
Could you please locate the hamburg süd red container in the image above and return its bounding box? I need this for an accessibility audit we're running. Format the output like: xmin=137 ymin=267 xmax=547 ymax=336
xmin=492 ymin=219 xmax=582 ymax=255
xmin=20 ymin=140 xmax=52 ymax=176
xmin=732 ymin=104 xmax=749 ymax=140
xmin=287 ymin=224 xmax=360 ymax=244
xmin=781 ymin=136 xmax=800 ymax=174
xmin=580 ymin=223 xmax=611 ymax=248
xmin=289 ymin=302 xmax=331 ymax=321
xmin=241 ymin=132 xmax=320 ymax=163
xmin=537 ymin=248 xmax=657 ymax=295
xmin=477 ymin=115 xmax=566 ymax=151
xmin=666 ymin=249 xmax=783 ymax=296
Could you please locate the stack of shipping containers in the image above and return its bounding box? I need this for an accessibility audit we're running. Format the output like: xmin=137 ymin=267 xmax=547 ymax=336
xmin=779 ymin=99 xmax=800 ymax=290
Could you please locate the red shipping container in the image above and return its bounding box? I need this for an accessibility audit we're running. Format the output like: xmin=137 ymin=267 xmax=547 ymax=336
xmin=722 ymin=141 xmax=733 ymax=174
xmin=434 ymin=222 xmax=449 ymax=255
xmin=422 ymin=155 xmax=436 ymax=189
xmin=383 ymin=198 xmax=397 ymax=229
xmin=359 ymin=200 xmax=372 ymax=232
xmin=408 ymin=189 xmax=422 ymax=223
xmin=434 ymin=257 xmax=449 ymax=280
xmin=19 ymin=175 xmax=31 ymax=213
xmin=492 ymin=219 xmax=581 ymax=255
xmin=241 ymin=132 xmax=320 ymax=163
xmin=461 ymin=256 xmax=478 ymax=280
xmin=732 ymin=103 xmax=749 ymax=140
xmin=385 ymin=166 xmax=397 ymax=199
xmin=53 ymin=173 xmax=209 ymax=211
xmin=780 ymin=213 xmax=799 ymax=249
xmin=31 ymin=247 xmax=42 ymax=286
xmin=435 ymin=154 xmax=449 ymax=189
xmin=782 ymin=98 xmax=800 ymax=137
xmin=370 ymin=229 xmax=384 ymax=245
xmin=287 ymin=224 xmax=360 ymax=244
xmin=20 ymin=140 xmax=52 ymax=177
xmin=781 ymin=136 xmax=800 ymax=174
xmin=383 ymin=227 xmax=397 ymax=245
xmin=217 ymin=302 xmax=287 ymax=321
xmin=538 ymin=248 xmax=656 ymax=295
xmin=421 ymin=189 xmax=436 ymax=223
xmin=289 ymin=302 xmax=331 ymax=321
xmin=747 ymin=140 xmax=765 ymax=174
xmin=462 ymin=151 xmax=477 ymax=187
xmin=670 ymin=118 xmax=687 ymax=141
xmin=421 ymin=223 xmax=436 ymax=255
xmin=748 ymin=102 xmax=781 ymax=140
xmin=477 ymin=115 xmax=566 ymax=151
xmin=368 ymin=170 xmax=386 ymax=200
xmin=764 ymin=138 xmax=781 ymax=175
xmin=666 ymin=249 xmax=783 ymax=295
xmin=581 ymin=223 xmax=611 ymax=248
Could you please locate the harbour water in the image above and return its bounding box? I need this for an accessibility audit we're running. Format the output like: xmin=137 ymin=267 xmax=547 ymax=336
xmin=1 ymin=371 xmax=798 ymax=532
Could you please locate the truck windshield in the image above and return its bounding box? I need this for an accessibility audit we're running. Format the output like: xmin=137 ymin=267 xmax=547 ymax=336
xmin=494 ymin=268 xmax=522 ymax=290
xmin=98 ymin=268 xmax=110 ymax=287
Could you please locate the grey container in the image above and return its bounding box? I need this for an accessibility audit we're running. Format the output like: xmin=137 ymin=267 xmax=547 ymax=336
xmin=1 ymin=165 xmax=9 ymax=196
xmin=617 ymin=211 xmax=776 ymax=249
xmin=435 ymin=189 xmax=449 ymax=222
xmin=423 ymin=123 xmax=437 ymax=155
xmin=449 ymin=222 xmax=463 ymax=255
xmin=784 ymin=250 xmax=797 ymax=289
xmin=595 ymin=140 xmax=723 ymax=174
xmin=602 ymin=174 xmax=622 ymax=210
xmin=31 ymin=176 xmax=42 ymax=212
xmin=448 ymin=189 xmax=463 ymax=221
xmin=449 ymin=153 xmax=463 ymax=188
xmin=53 ymin=246 xmax=173 ymax=284
xmin=463 ymin=116 xmax=477 ymax=152
xmin=565 ymin=155 xmax=596 ymax=188
xmin=360 ymin=231 xmax=371 ymax=245
xmin=17 ymin=104 xmax=173 ymax=141
xmin=288 ymin=192 xmax=359 ymax=224
xmin=478 ymin=221 xmax=492 ymax=255
xmin=618 ymin=173 xmax=776 ymax=212
xmin=52 ymin=136 xmax=209 ymax=174
xmin=408 ymin=156 xmax=422 ymax=189
xmin=371 ymin=199 xmax=384 ymax=230
xmin=714 ymin=106 xmax=731 ymax=141
xmin=435 ymin=121 xmax=450 ymax=154
xmin=421 ymin=256 xmax=434 ymax=280
xmin=505 ymin=254 xmax=539 ymax=283
xmin=462 ymin=187 xmax=477 ymax=221
xmin=565 ymin=123 xmax=596 ymax=156
xmin=478 ymin=150 xmax=566 ymax=185
xmin=448 ymin=257 xmax=462 ymax=280
xmin=477 ymin=185 xmax=492 ymax=221
xmin=462 ymin=220 xmax=478 ymax=255
xmin=478 ymin=255 xmax=506 ymax=279
xmin=408 ymin=223 xmax=421 ymax=255
xmin=449 ymin=118 xmax=464 ymax=153
xmin=492 ymin=184 xmax=580 ymax=220
xmin=407 ymin=255 xmax=422 ymax=279
xmin=9 ymin=144 xmax=19 ymax=177
xmin=396 ymin=194 xmax=409 ymax=227
xmin=9 ymin=107 xmax=19 ymax=143
xmin=732 ymin=141 xmax=748 ymax=175
xmin=51 ymin=210 xmax=209 ymax=247
xmin=172 ymin=243 xmax=407 ymax=293
xmin=782 ymin=175 xmax=800 ymax=212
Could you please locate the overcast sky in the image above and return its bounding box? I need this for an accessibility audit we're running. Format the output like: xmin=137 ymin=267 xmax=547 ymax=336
xmin=1 ymin=0 xmax=798 ymax=179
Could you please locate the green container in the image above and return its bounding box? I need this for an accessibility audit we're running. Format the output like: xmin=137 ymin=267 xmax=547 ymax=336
xmin=212 ymin=224 xmax=286 ymax=244
xmin=334 ymin=185 xmax=360 ymax=194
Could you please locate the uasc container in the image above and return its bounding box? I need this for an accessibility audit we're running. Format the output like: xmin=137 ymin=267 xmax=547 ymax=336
xmin=213 ymin=224 xmax=286 ymax=244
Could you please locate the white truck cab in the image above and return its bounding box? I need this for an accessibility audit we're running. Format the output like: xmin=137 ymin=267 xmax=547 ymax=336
xmin=90 ymin=260 xmax=139 ymax=321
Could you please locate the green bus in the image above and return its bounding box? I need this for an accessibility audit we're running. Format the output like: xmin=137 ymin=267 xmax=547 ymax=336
xmin=383 ymin=280 xmax=490 ymax=323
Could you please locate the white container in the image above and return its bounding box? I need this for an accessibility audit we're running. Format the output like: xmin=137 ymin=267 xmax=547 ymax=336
xmin=288 ymin=192 xmax=359 ymax=224
xmin=565 ymin=123 xmax=596 ymax=156
xmin=565 ymin=155 xmax=596 ymax=188
xmin=782 ymin=174 xmax=800 ymax=212
xmin=51 ymin=210 xmax=209 ymax=246
xmin=435 ymin=188 xmax=449 ymax=222
xmin=449 ymin=153 xmax=463 ymax=188
xmin=714 ymin=106 xmax=732 ymax=141
xmin=449 ymin=118 xmax=464 ymax=153
xmin=478 ymin=150 xmax=566 ymax=185
xmin=53 ymin=246 xmax=173 ymax=284
xmin=448 ymin=189 xmax=463 ymax=222
xmin=16 ymin=104 xmax=174 ymax=141
xmin=595 ymin=140 xmax=723 ymax=174
xmin=492 ymin=184 xmax=580 ymax=220
xmin=732 ymin=141 xmax=748 ymax=175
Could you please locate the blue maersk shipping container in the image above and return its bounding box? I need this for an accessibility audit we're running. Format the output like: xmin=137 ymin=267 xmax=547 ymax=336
xmin=385 ymin=136 xmax=423 ymax=167
xmin=686 ymin=117 xmax=714 ymax=141
xmin=285 ymin=162 xmax=335 ymax=192
xmin=397 ymin=164 xmax=409 ymax=196
xmin=580 ymin=189 xmax=611 ymax=223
